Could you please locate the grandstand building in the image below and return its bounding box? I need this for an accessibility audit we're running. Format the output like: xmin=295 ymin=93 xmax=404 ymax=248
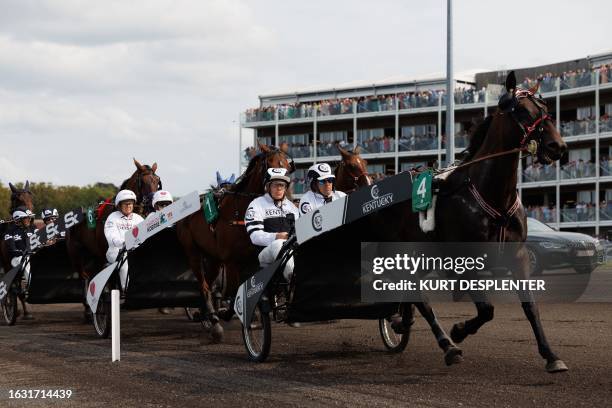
xmin=240 ymin=51 xmax=612 ymax=238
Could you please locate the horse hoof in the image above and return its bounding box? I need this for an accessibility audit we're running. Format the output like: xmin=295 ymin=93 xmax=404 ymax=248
xmin=22 ymin=313 xmax=34 ymax=320
xmin=210 ymin=323 xmax=224 ymax=343
xmin=158 ymin=307 xmax=173 ymax=315
xmin=546 ymin=359 xmax=568 ymax=373
xmin=444 ymin=346 xmax=464 ymax=366
xmin=450 ymin=323 xmax=467 ymax=344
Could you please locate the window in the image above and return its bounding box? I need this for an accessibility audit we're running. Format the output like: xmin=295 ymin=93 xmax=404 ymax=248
xmin=577 ymin=190 xmax=595 ymax=203
xmin=400 ymin=162 xmax=426 ymax=172
xmin=357 ymin=128 xmax=384 ymax=143
xmin=577 ymin=106 xmax=596 ymax=120
xmin=319 ymin=131 xmax=347 ymax=143
xmin=568 ymin=148 xmax=591 ymax=162
xmin=367 ymin=164 xmax=385 ymax=174
xmin=257 ymin=136 xmax=273 ymax=146
xmin=279 ymin=134 xmax=308 ymax=145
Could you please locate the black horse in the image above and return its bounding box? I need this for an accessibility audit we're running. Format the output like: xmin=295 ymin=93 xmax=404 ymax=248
xmin=375 ymin=71 xmax=568 ymax=372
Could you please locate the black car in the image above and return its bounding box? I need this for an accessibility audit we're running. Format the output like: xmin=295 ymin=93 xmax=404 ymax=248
xmin=526 ymin=217 xmax=605 ymax=275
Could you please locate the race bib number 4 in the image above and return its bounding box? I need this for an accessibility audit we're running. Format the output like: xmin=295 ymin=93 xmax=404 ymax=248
xmin=412 ymin=170 xmax=433 ymax=212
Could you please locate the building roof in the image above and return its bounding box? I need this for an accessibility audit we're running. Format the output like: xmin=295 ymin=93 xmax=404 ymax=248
xmin=258 ymin=69 xmax=484 ymax=102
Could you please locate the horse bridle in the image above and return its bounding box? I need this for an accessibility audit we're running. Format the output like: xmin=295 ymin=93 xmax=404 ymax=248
xmin=500 ymin=89 xmax=553 ymax=148
xmin=136 ymin=167 xmax=162 ymax=209
xmin=336 ymin=160 xmax=370 ymax=192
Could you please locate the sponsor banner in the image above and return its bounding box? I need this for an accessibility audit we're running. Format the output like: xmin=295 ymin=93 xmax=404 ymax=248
xmin=295 ymin=172 xmax=413 ymax=245
xmin=234 ymin=258 xmax=281 ymax=326
xmin=125 ymin=190 xmax=199 ymax=250
xmin=0 ymin=264 xmax=21 ymax=302
xmin=86 ymin=261 xmax=117 ymax=312
xmin=28 ymin=208 xmax=84 ymax=252
xmin=295 ymin=196 xmax=347 ymax=244
xmin=344 ymin=171 xmax=412 ymax=224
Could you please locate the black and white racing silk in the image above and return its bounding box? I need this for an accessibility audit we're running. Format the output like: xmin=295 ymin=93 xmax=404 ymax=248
xmin=245 ymin=194 xmax=299 ymax=247
xmin=298 ymin=190 xmax=346 ymax=215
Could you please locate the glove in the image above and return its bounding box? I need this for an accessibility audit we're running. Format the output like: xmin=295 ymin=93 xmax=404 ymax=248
xmin=11 ymin=256 xmax=22 ymax=267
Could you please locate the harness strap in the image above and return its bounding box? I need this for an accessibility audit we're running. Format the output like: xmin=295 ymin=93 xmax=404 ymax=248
xmin=468 ymin=183 xmax=521 ymax=242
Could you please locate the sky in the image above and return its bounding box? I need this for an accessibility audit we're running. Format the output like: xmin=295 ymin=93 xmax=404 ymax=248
xmin=0 ymin=0 xmax=610 ymax=195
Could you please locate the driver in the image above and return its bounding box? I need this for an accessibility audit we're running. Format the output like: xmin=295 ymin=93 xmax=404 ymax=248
xmin=4 ymin=206 xmax=36 ymax=301
xmin=298 ymin=163 xmax=346 ymax=215
xmin=151 ymin=190 xmax=173 ymax=212
xmin=40 ymin=207 xmax=63 ymax=243
xmin=245 ymin=168 xmax=299 ymax=280
xmin=41 ymin=208 xmax=59 ymax=225
xmin=104 ymin=189 xmax=144 ymax=291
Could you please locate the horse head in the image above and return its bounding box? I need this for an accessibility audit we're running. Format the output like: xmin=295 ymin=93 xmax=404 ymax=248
xmin=121 ymin=158 xmax=162 ymax=213
xmin=496 ymin=71 xmax=566 ymax=164
xmin=234 ymin=143 xmax=294 ymax=194
xmin=335 ymin=144 xmax=371 ymax=193
xmin=8 ymin=181 xmax=34 ymax=213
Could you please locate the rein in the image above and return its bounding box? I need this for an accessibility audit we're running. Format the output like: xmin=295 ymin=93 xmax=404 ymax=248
xmin=436 ymin=145 xmax=532 ymax=176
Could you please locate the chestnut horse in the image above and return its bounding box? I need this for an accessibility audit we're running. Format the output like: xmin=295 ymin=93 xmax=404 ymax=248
xmin=1 ymin=181 xmax=35 ymax=317
xmin=375 ymin=72 xmax=568 ymax=372
xmin=176 ymin=144 xmax=293 ymax=341
xmin=334 ymin=145 xmax=371 ymax=192
xmin=65 ymin=159 xmax=161 ymax=318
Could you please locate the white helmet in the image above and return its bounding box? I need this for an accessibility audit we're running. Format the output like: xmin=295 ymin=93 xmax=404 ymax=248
xmin=152 ymin=190 xmax=173 ymax=207
xmin=12 ymin=207 xmax=34 ymax=221
xmin=41 ymin=208 xmax=59 ymax=220
xmin=264 ymin=168 xmax=291 ymax=185
xmin=307 ymin=163 xmax=335 ymax=184
xmin=115 ymin=189 xmax=137 ymax=206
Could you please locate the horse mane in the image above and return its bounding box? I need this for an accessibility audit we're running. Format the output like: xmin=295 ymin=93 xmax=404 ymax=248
xmin=231 ymin=152 xmax=265 ymax=193
xmin=462 ymin=116 xmax=493 ymax=162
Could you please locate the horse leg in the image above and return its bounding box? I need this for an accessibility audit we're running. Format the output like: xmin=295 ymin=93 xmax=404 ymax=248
xmin=190 ymin=253 xmax=223 ymax=342
xmin=19 ymin=294 xmax=32 ymax=319
xmin=450 ymin=295 xmax=495 ymax=344
xmin=513 ymin=246 xmax=567 ymax=372
xmin=414 ymin=298 xmax=463 ymax=366
xmin=517 ymin=289 xmax=568 ymax=373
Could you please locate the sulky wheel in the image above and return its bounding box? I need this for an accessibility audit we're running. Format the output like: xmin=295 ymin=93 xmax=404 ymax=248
xmin=379 ymin=316 xmax=409 ymax=353
xmin=92 ymin=283 xmax=112 ymax=338
xmin=2 ymin=286 xmax=18 ymax=326
xmin=241 ymin=301 xmax=271 ymax=363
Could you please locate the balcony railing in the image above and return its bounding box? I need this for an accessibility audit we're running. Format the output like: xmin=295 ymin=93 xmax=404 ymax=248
xmin=525 ymin=207 xmax=557 ymax=223
xmin=398 ymin=136 xmax=437 ymax=152
xmin=561 ymin=119 xmax=597 ymax=137
xmin=357 ymin=137 xmax=396 ymax=154
xmin=561 ymin=207 xmax=596 ymax=222
xmin=523 ymin=164 xmax=556 ymax=183
xmin=286 ymin=145 xmax=313 ymax=159
xmin=560 ymin=162 xmax=596 ymax=180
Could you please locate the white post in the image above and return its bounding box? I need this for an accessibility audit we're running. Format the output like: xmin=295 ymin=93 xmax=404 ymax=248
xmin=111 ymin=289 xmax=120 ymax=362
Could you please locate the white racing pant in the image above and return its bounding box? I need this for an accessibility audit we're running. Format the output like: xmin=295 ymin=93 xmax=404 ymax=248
xmin=11 ymin=256 xmax=30 ymax=287
xmin=258 ymin=239 xmax=294 ymax=281
xmin=106 ymin=247 xmax=129 ymax=291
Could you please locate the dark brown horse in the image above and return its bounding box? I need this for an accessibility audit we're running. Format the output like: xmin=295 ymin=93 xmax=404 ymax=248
xmin=65 ymin=159 xmax=161 ymax=318
xmin=176 ymin=144 xmax=293 ymax=341
xmin=0 ymin=181 xmax=35 ymax=317
xmin=334 ymin=145 xmax=371 ymax=192
xmin=378 ymin=71 xmax=567 ymax=372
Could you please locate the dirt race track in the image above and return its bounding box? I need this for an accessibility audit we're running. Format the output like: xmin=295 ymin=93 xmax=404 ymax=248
xmin=1 ymin=272 xmax=611 ymax=407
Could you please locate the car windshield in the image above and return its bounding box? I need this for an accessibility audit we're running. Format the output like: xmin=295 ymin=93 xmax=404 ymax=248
xmin=527 ymin=217 xmax=555 ymax=232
